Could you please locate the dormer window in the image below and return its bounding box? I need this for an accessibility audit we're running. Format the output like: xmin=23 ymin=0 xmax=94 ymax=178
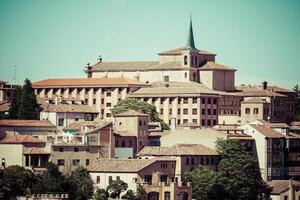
xmin=184 ymin=55 xmax=188 ymax=65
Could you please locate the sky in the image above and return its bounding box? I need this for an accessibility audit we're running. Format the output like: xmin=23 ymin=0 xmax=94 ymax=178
xmin=0 ymin=0 xmax=299 ymax=89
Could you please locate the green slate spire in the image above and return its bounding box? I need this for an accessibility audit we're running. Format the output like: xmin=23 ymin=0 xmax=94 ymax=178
xmin=186 ymin=17 xmax=196 ymax=50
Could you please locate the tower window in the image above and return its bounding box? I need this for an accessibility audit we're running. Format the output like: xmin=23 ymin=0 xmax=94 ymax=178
xmin=245 ymin=108 xmax=251 ymax=114
xmin=253 ymin=108 xmax=259 ymax=114
xmin=184 ymin=55 xmax=188 ymax=65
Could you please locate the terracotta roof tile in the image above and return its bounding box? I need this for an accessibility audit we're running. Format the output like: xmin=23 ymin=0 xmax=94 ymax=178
xmin=24 ymin=147 xmax=50 ymax=154
xmin=63 ymin=121 xmax=103 ymax=131
xmin=0 ymin=120 xmax=55 ymax=127
xmin=158 ymin=47 xmax=215 ymax=55
xmin=40 ymin=103 xmax=98 ymax=113
xmin=200 ymin=61 xmax=236 ymax=71
xmin=0 ymin=135 xmax=45 ymax=144
xmin=115 ymin=110 xmax=149 ymax=117
xmin=0 ymin=101 xmax=10 ymax=112
xmin=33 ymin=77 xmax=148 ymax=88
xmin=268 ymin=180 xmax=300 ymax=194
xmin=139 ymin=144 xmax=218 ymax=156
xmin=242 ymin=97 xmax=269 ymax=104
xmin=249 ymin=124 xmax=285 ymax=138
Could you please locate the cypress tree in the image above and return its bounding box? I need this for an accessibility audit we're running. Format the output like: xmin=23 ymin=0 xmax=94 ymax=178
xmin=18 ymin=79 xmax=40 ymax=119
xmin=8 ymin=85 xmax=22 ymax=119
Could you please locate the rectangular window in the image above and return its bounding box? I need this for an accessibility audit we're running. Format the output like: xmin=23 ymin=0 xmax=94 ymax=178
xmin=57 ymin=159 xmax=65 ymax=166
xmin=207 ymin=120 xmax=211 ymax=126
xmin=183 ymin=98 xmax=188 ymax=104
xmin=208 ymin=98 xmax=211 ymax=104
xmin=86 ymin=159 xmax=90 ymax=166
xmin=183 ymin=108 xmax=188 ymax=115
xmin=72 ymin=159 xmax=80 ymax=166
xmin=96 ymin=176 xmax=100 ymax=184
xmin=58 ymin=118 xmax=64 ymax=126
xmin=201 ymin=98 xmax=206 ymax=104
xmin=192 ymin=119 xmax=197 ymax=124
xmin=101 ymin=99 xmax=104 ymax=104
xmin=59 ymin=147 xmax=64 ymax=152
xmin=106 ymin=92 xmax=111 ymax=97
xmin=85 ymin=113 xmax=94 ymax=121
xmin=74 ymin=147 xmax=79 ymax=152
xmin=183 ymin=119 xmax=188 ymax=124
xmin=164 ymin=75 xmax=169 ymax=82
xmin=202 ymin=119 xmax=206 ymax=126
xmin=116 ymin=176 xmax=120 ymax=181
xmin=213 ymin=98 xmax=217 ymax=104
xmin=169 ymin=109 xmax=172 ymax=115
xmin=202 ymin=109 xmax=205 ymax=115
xmin=177 ymin=119 xmax=181 ymax=125
xmin=213 ymin=109 xmax=217 ymax=115
xmin=192 ymin=108 xmax=197 ymax=115
xmin=160 ymin=109 xmax=163 ymax=115
xmin=192 ymin=98 xmax=197 ymax=104
xmin=177 ymin=109 xmax=181 ymax=115
xmin=106 ymin=102 xmax=111 ymax=107
xmin=208 ymin=109 xmax=211 ymax=115
xmin=109 ymin=176 xmax=113 ymax=184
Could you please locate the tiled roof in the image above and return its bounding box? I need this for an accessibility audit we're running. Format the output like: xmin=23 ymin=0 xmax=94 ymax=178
xmin=115 ymin=110 xmax=149 ymax=117
xmin=40 ymin=103 xmax=98 ymax=113
xmin=0 ymin=101 xmax=10 ymax=112
xmin=0 ymin=120 xmax=55 ymax=127
xmin=63 ymin=121 xmax=105 ymax=131
xmin=200 ymin=61 xmax=236 ymax=71
xmin=87 ymin=158 xmax=158 ymax=172
xmin=254 ymin=119 xmax=289 ymax=128
xmin=236 ymin=85 xmax=288 ymax=97
xmin=158 ymin=47 xmax=215 ymax=55
xmin=139 ymin=144 xmax=218 ymax=156
xmin=242 ymin=97 xmax=269 ymax=104
xmin=268 ymin=180 xmax=300 ymax=194
xmin=84 ymin=121 xmax=113 ymax=135
xmin=32 ymin=77 xmax=148 ymax=88
xmin=130 ymin=81 xmax=218 ymax=97
xmin=24 ymin=147 xmax=50 ymax=154
xmin=91 ymin=61 xmax=188 ymax=72
xmin=0 ymin=135 xmax=45 ymax=144
xmin=114 ymin=131 xmax=136 ymax=137
xmin=249 ymin=124 xmax=285 ymax=138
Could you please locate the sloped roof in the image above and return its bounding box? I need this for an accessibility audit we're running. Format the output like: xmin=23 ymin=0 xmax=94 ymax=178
xmin=40 ymin=103 xmax=98 ymax=113
xmin=63 ymin=121 xmax=103 ymax=131
xmin=130 ymin=81 xmax=218 ymax=97
xmin=236 ymin=85 xmax=288 ymax=97
xmin=268 ymin=180 xmax=300 ymax=194
xmin=33 ymin=77 xmax=148 ymax=88
xmin=0 ymin=119 xmax=55 ymax=127
xmin=200 ymin=61 xmax=236 ymax=71
xmin=249 ymin=124 xmax=285 ymax=138
xmin=242 ymin=97 xmax=269 ymax=104
xmin=0 ymin=101 xmax=10 ymax=112
xmin=87 ymin=158 xmax=158 ymax=172
xmin=0 ymin=135 xmax=45 ymax=144
xmin=139 ymin=144 xmax=218 ymax=156
xmin=115 ymin=110 xmax=149 ymax=117
xmin=24 ymin=147 xmax=50 ymax=154
xmin=91 ymin=61 xmax=189 ymax=72
xmin=84 ymin=121 xmax=113 ymax=135
xmin=158 ymin=47 xmax=215 ymax=56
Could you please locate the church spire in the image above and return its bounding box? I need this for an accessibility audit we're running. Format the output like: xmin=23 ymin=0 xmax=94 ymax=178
xmin=186 ymin=16 xmax=196 ymax=50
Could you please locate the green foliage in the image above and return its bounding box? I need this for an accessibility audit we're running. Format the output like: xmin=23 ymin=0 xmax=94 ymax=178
xmin=8 ymin=79 xmax=40 ymax=120
xmin=68 ymin=166 xmax=94 ymax=200
xmin=135 ymin=184 xmax=146 ymax=200
xmin=121 ymin=189 xmax=136 ymax=200
xmin=93 ymin=188 xmax=109 ymax=200
xmin=32 ymin=162 xmax=68 ymax=194
xmin=107 ymin=179 xmax=128 ymax=199
xmin=111 ymin=98 xmax=169 ymax=130
xmin=18 ymin=79 xmax=40 ymax=119
xmin=2 ymin=165 xmax=34 ymax=199
xmin=185 ymin=139 xmax=271 ymax=200
xmin=8 ymin=85 xmax=22 ymax=119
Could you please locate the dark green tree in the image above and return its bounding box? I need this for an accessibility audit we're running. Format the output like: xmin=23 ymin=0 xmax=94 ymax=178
xmin=121 ymin=189 xmax=136 ymax=200
xmin=93 ymin=188 xmax=109 ymax=200
xmin=107 ymin=179 xmax=128 ymax=199
xmin=68 ymin=166 xmax=94 ymax=200
xmin=8 ymin=85 xmax=22 ymax=119
xmin=18 ymin=79 xmax=40 ymax=119
xmin=293 ymin=84 xmax=300 ymax=120
xmin=111 ymin=98 xmax=169 ymax=130
xmin=135 ymin=184 xmax=146 ymax=200
xmin=32 ymin=162 xmax=68 ymax=194
xmin=2 ymin=165 xmax=34 ymax=199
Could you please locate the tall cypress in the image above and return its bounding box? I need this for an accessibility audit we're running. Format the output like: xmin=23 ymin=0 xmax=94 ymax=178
xmin=18 ymin=79 xmax=40 ymax=119
xmin=8 ymin=85 xmax=22 ymax=119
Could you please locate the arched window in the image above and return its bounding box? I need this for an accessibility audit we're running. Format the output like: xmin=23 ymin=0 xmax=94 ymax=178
xmin=184 ymin=55 xmax=188 ymax=65
xmin=253 ymin=108 xmax=259 ymax=114
xmin=245 ymin=108 xmax=251 ymax=114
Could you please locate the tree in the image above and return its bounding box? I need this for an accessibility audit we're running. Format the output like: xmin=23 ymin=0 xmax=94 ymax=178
xmin=32 ymin=162 xmax=68 ymax=194
xmin=68 ymin=166 xmax=94 ymax=200
xmin=135 ymin=184 xmax=146 ymax=200
xmin=2 ymin=165 xmax=34 ymax=199
xmin=216 ymin=139 xmax=271 ymax=200
xmin=111 ymin=98 xmax=169 ymax=130
xmin=93 ymin=188 xmax=109 ymax=200
xmin=107 ymin=179 xmax=128 ymax=199
xmin=121 ymin=189 xmax=136 ymax=200
xmin=8 ymin=85 xmax=22 ymax=119
xmin=293 ymin=84 xmax=300 ymax=120
xmin=18 ymin=79 xmax=40 ymax=119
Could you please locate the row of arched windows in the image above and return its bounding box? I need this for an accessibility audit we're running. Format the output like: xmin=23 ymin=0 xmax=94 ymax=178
xmin=245 ymin=108 xmax=259 ymax=115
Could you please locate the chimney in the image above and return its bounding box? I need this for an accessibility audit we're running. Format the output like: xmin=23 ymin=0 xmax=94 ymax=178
xmin=170 ymin=117 xmax=176 ymax=132
xmin=98 ymin=55 xmax=102 ymax=63
xmin=262 ymin=81 xmax=268 ymax=90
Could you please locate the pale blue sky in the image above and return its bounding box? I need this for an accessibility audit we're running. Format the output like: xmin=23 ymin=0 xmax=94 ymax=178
xmin=0 ymin=0 xmax=299 ymax=89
